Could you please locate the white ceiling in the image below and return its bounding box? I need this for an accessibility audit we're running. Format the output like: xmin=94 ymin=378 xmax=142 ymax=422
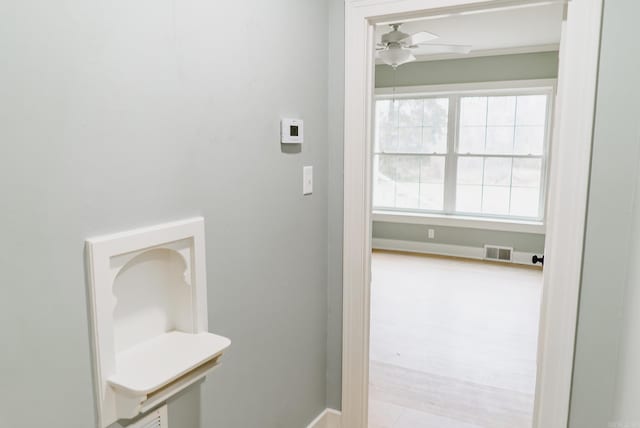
xmin=375 ymin=3 xmax=564 ymax=61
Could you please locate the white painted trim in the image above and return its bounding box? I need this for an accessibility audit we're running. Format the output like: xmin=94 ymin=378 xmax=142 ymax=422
xmin=306 ymin=409 xmax=342 ymax=428
xmin=375 ymin=78 xmax=557 ymax=96
xmin=533 ymin=0 xmax=603 ymax=426
xmin=373 ymin=211 xmax=546 ymax=234
xmin=372 ymin=238 xmax=539 ymax=266
xmin=343 ymin=1 xmax=601 ymax=428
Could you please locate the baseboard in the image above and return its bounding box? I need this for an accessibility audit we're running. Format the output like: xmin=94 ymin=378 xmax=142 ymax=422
xmin=306 ymin=408 xmax=341 ymax=428
xmin=372 ymin=238 xmax=538 ymax=267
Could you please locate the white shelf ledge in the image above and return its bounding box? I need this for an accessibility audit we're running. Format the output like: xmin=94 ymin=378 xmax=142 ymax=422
xmin=108 ymin=331 xmax=231 ymax=396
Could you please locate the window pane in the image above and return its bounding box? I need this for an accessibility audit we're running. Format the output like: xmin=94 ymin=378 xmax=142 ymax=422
xmin=514 ymin=126 xmax=545 ymax=155
xmin=460 ymin=95 xmax=548 ymax=157
xmin=485 ymin=126 xmax=514 ymax=154
xmin=397 ymin=127 xmax=422 ymax=153
xmin=394 ymin=156 xmax=420 ymax=209
xmin=420 ymin=184 xmax=444 ymax=210
xmin=516 ymin=95 xmax=547 ymax=126
xmin=512 ymin=158 xmax=542 ymax=188
xmin=484 ymin=157 xmax=512 ymax=186
xmin=376 ymin=98 xmax=449 ymax=154
xmin=424 ymin=98 xmax=449 ymax=127
xmin=375 ymin=100 xmax=398 ymax=152
xmin=456 ymin=185 xmax=482 ymax=213
xmin=398 ymin=99 xmax=424 ymax=128
xmin=419 ymin=157 xmax=445 ymax=210
xmin=420 ymin=156 xmax=445 ymax=184
xmin=487 ymin=96 xmax=516 ymax=126
xmin=510 ymin=187 xmax=540 ymax=217
xmin=373 ymin=154 xmax=446 ymax=211
xmin=482 ymin=186 xmax=510 ymax=215
xmin=459 ymin=126 xmax=485 ymax=153
xmin=373 ymin=155 xmax=396 ymax=207
xmin=460 ymin=97 xmax=487 ymax=126
xmin=422 ymin=126 xmax=448 ymax=153
xmin=455 ymin=156 xmax=542 ymax=218
xmin=457 ymin=157 xmax=484 ymax=185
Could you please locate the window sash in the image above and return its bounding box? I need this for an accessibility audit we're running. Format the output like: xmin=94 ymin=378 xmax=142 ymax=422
xmin=372 ymin=85 xmax=554 ymax=222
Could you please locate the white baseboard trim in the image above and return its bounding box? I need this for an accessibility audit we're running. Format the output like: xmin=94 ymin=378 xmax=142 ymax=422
xmin=306 ymin=408 xmax=341 ymax=428
xmin=372 ymin=238 xmax=539 ymax=267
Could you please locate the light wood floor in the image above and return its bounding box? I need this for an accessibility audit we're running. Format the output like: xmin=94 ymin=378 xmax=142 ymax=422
xmin=369 ymin=251 xmax=543 ymax=428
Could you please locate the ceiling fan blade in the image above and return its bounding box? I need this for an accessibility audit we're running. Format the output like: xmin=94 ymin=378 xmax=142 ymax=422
xmin=415 ymin=43 xmax=473 ymax=54
xmin=400 ymin=31 xmax=439 ymax=45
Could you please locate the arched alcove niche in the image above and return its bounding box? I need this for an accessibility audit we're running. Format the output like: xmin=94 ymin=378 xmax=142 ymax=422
xmin=113 ymin=247 xmax=193 ymax=353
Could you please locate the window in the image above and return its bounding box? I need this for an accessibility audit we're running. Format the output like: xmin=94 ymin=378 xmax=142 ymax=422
xmin=373 ymin=84 xmax=552 ymax=221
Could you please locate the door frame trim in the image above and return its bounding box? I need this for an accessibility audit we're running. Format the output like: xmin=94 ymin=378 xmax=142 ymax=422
xmin=341 ymin=1 xmax=603 ymax=427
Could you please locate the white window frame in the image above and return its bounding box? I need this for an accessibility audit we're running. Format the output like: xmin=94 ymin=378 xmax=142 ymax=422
xmin=373 ymin=79 xmax=557 ymax=225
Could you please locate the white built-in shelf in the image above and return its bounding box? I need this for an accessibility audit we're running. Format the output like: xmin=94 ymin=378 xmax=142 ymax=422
xmin=86 ymin=218 xmax=231 ymax=427
xmin=109 ymin=331 xmax=231 ymax=396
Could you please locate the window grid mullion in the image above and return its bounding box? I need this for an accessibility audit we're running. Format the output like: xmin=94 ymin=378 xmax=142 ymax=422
xmin=418 ymin=99 xmax=425 ymax=209
xmin=443 ymin=95 xmax=459 ymax=214
xmin=480 ymin=97 xmax=490 ymax=214
xmin=507 ymin=97 xmax=519 ymax=216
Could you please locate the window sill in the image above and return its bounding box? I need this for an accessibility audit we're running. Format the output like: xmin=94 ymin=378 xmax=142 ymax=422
xmin=372 ymin=211 xmax=546 ymax=234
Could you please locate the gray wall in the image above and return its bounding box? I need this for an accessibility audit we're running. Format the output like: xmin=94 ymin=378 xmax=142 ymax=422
xmin=0 ymin=1 xmax=329 ymax=428
xmin=376 ymin=51 xmax=559 ymax=88
xmin=374 ymin=223 xmax=545 ymax=253
xmin=327 ymin=0 xmax=345 ymax=411
xmin=569 ymin=1 xmax=640 ymax=427
xmin=373 ymin=52 xmax=558 ymax=254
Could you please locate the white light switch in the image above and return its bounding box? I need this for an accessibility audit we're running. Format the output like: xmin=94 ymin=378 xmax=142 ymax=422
xmin=303 ymin=166 xmax=313 ymax=195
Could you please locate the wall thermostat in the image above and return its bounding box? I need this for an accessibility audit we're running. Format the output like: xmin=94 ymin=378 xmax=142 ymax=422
xmin=281 ymin=118 xmax=304 ymax=144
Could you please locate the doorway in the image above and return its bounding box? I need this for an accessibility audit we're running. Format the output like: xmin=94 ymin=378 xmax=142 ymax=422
xmin=342 ymin=1 xmax=603 ymax=427
xmin=368 ymin=6 xmax=557 ymax=425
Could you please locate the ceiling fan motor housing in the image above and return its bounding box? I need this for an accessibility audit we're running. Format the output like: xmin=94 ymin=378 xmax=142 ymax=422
xmin=381 ymin=28 xmax=410 ymax=45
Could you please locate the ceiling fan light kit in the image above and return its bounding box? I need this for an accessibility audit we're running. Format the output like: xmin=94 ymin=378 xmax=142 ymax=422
xmin=378 ymin=46 xmax=416 ymax=69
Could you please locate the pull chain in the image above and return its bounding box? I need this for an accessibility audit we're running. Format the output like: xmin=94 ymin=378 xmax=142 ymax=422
xmin=392 ymin=65 xmax=397 ymax=105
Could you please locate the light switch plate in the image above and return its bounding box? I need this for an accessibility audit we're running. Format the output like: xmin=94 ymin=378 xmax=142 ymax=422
xmin=303 ymin=166 xmax=313 ymax=195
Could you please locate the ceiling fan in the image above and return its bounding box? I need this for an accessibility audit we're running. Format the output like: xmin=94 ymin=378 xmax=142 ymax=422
xmin=377 ymin=23 xmax=473 ymax=68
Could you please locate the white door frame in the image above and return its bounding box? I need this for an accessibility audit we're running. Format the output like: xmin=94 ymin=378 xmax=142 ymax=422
xmin=341 ymin=1 xmax=603 ymax=427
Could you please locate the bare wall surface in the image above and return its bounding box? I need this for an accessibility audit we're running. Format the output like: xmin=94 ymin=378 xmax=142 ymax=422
xmin=374 ymin=222 xmax=545 ymax=253
xmin=0 ymin=1 xmax=329 ymax=427
xmin=375 ymin=51 xmax=559 ymax=88
xmin=569 ymin=0 xmax=640 ymax=427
